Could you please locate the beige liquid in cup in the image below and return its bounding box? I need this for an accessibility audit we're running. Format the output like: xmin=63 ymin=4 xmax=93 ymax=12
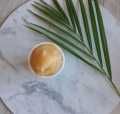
xmin=30 ymin=43 xmax=63 ymax=76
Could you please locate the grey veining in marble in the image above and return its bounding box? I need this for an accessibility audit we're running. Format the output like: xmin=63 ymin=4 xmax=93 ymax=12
xmin=0 ymin=0 xmax=120 ymax=114
xmin=0 ymin=80 xmax=116 ymax=114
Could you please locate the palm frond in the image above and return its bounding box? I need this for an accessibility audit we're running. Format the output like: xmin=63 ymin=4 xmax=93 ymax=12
xmin=52 ymin=0 xmax=70 ymax=23
xmin=93 ymin=0 xmax=112 ymax=79
xmin=25 ymin=0 xmax=120 ymax=96
xmin=32 ymin=2 xmax=72 ymax=30
xmin=88 ymin=0 xmax=103 ymax=66
xmin=27 ymin=0 xmax=108 ymax=74
xmin=37 ymin=0 xmax=69 ymax=24
xmin=79 ymin=0 xmax=93 ymax=52
xmin=65 ymin=0 xmax=83 ymax=41
xmin=65 ymin=0 xmax=77 ymax=32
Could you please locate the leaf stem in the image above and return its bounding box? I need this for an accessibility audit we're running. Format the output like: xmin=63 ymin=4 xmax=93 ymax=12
xmin=109 ymin=79 xmax=120 ymax=97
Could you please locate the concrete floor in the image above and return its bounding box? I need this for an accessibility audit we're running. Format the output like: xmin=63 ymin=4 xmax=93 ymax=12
xmin=0 ymin=0 xmax=120 ymax=114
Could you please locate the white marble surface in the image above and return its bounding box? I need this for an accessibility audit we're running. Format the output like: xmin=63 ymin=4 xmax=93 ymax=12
xmin=0 ymin=0 xmax=120 ymax=114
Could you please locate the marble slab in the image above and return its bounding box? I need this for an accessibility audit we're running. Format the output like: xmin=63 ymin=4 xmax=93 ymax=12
xmin=0 ymin=0 xmax=120 ymax=114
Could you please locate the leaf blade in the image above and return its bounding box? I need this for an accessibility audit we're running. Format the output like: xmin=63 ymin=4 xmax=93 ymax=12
xmin=52 ymin=0 xmax=70 ymax=24
xmin=93 ymin=0 xmax=112 ymax=78
xmin=79 ymin=0 xmax=93 ymax=52
xmin=65 ymin=0 xmax=77 ymax=32
xmin=65 ymin=0 xmax=83 ymax=41
xmin=32 ymin=2 xmax=72 ymax=30
xmin=88 ymin=0 xmax=103 ymax=66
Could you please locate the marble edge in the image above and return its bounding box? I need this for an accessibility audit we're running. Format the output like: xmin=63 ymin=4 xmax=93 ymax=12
xmin=0 ymin=97 xmax=13 ymax=114
xmin=0 ymin=0 xmax=31 ymax=27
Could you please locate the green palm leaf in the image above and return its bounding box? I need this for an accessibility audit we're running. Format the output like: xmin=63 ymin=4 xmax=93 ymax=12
xmin=88 ymin=0 xmax=103 ymax=66
xmin=79 ymin=0 xmax=93 ymax=52
xmin=25 ymin=0 xmax=120 ymax=96
xmin=36 ymin=0 xmax=69 ymax=24
xmin=65 ymin=0 xmax=83 ymax=41
xmin=32 ymin=2 xmax=72 ymax=30
xmin=93 ymin=0 xmax=112 ymax=79
xmin=52 ymin=0 xmax=70 ymax=23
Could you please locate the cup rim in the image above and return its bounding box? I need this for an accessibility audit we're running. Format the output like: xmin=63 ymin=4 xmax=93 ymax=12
xmin=27 ymin=41 xmax=65 ymax=78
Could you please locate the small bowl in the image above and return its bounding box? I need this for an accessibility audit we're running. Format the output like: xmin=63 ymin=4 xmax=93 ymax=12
xmin=28 ymin=42 xmax=65 ymax=78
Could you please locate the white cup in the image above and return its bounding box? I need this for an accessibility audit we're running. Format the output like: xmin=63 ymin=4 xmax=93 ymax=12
xmin=28 ymin=42 xmax=65 ymax=78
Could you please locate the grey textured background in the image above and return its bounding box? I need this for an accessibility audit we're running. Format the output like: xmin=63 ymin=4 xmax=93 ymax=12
xmin=0 ymin=0 xmax=120 ymax=114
